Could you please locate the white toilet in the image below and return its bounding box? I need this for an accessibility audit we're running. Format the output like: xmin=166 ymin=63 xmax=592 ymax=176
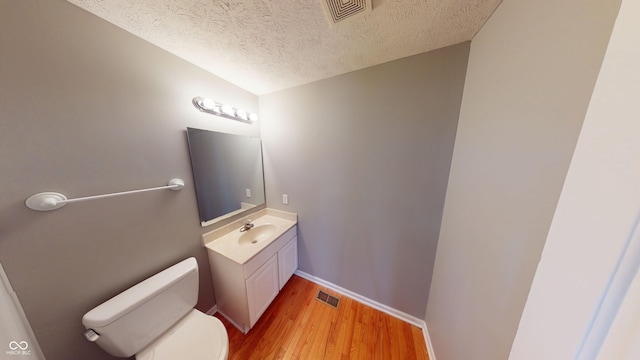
xmin=82 ymin=257 xmax=229 ymax=359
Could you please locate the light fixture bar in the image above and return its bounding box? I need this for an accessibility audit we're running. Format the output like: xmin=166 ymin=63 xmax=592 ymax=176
xmin=192 ymin=97 xmax=258 ymax=124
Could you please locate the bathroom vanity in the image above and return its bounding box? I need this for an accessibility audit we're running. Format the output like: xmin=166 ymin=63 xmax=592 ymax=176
xmin=203 ymin=209 xmax=297 ymax=333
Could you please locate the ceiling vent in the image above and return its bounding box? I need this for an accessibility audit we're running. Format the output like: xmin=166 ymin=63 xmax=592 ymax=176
xmin=320 ymin=0 xmax=372 ymax=26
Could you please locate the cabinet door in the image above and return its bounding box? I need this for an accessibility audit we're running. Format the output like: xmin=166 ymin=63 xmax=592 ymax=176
xmin=246 ymin=255 xmax=279 ymax=328
xmin=278 ymin=237 xmax=298 ymax=290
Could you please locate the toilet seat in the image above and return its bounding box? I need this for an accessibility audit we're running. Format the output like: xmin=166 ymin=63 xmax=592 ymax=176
xmin=136 ymin=309 xmax=228 ymax=360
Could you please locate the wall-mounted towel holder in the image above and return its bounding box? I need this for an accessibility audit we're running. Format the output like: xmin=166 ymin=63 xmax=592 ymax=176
xmin=25 ymin=179 xmax=185 ymax=211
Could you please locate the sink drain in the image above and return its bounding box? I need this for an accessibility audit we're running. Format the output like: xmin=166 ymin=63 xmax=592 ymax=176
xmin=251 ymin=240 xmax=257 ymax=244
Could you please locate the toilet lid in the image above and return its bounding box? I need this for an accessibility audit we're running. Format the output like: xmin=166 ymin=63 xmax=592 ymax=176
xmin=136 ymin=309 xmax=228 ymax=360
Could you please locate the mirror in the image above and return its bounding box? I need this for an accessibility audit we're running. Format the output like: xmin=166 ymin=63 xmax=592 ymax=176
xmin=186 ymin=128 xmax=265 ymax=226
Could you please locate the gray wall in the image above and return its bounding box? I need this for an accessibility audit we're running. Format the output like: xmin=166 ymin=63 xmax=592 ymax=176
xmin=0 ymin=1 xmax=258 ymax=359
xmin=259 ymin=43 xmax=469 ymax=318
xmin=425 ymin=0 xmax=621 ymax=359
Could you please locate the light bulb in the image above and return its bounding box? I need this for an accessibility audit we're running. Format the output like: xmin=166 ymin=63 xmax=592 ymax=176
xmin=200 ymin=98 xmax=216 ymax=110
xmin=235 ymin=109 xmax=248 ymax=120
xmin=221 ymin=104 xmax=234 ymax=116
xmin=248 ymin=113 xmax=258 ymax=122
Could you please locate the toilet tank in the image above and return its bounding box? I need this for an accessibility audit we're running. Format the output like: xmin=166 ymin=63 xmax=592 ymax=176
xmin=82 ymin=257 xmax=199 ymax=358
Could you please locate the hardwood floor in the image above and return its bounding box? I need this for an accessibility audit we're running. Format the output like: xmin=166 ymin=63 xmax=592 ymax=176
xmin=214 ymin=275 xmax=430 ymax=360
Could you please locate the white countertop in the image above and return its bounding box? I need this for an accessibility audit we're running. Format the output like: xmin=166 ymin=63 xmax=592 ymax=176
xmin=203 ymin=209 xmax=297 ymax=264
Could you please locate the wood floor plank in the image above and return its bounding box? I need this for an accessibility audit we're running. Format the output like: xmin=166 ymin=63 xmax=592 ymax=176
xmin=372 ymin=310 xmax=383 ymax=360
xmin=359 ymin=304 xmax=372 ymax=360
xmin=339 ymin=299 xmax=357 ymax=359
xmin=325 ymin=295 xmax=350 ymax=359
xmin=307 ymin=303 xmax=333 ymax=358
xmin=402 ymin=320 xmax=418 ymax=360
xmin=412 ymin=325 xmax=429 ymax=360
xmin=282 ymin=323 xmax=304 ymax=360
xmin=387 ymin=315 xmax=401 ymax=358
xmin=350 ymin=302 xmax=363 ymax=359
xmin=293 ymin=300 xmax=326 ymax=358
xmin=214 ymin=275 xmax=430 ymax=360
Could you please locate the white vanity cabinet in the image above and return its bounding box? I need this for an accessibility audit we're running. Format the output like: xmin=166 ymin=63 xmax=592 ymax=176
xmin=207 ymin=224 xmax=297 ymax=333
xmin=277 ymin=236 xmax=298 ymax=290
xmin=245 ymin=255 xmax=279 ymax=328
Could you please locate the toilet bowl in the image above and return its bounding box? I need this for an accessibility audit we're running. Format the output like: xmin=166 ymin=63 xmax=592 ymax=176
xmin=82 ymin=257 xmax=228 ymax=359
xmin=136 ymin=309 xmax=227 ymax=360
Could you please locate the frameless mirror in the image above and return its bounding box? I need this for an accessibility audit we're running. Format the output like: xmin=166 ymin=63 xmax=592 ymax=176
xmin=186 ymin=128 xmax=265 ymax=226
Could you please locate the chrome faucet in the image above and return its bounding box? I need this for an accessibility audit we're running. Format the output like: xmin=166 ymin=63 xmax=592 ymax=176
xmin=239 ymin=219 xmax=254 ymax=232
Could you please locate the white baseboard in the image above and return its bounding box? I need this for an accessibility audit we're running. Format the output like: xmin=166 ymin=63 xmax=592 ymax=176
xmin=294 ymin=270 xmax=436 ymax=359
xmin=205 ymin=304 xmax=218 ymax=316
xmin=423 ymin=322 xmax=436 ymax=360
xmin=205 ymin=305 xmax=250 ymax=333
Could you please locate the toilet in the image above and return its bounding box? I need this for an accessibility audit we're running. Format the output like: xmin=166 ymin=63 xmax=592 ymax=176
xmin=82 ymin=257 xmax=228 ymax=359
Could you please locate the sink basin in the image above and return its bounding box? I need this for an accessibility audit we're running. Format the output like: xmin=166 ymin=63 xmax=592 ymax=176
xmin=238 ymin=224 xmax=277 ymax=246
xmin=203 ymin=210 xmax=297 ymax=264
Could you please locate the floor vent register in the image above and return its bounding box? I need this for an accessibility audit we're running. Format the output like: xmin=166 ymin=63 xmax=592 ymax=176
xmin=316 ymin=290 xmax=340 ymax=309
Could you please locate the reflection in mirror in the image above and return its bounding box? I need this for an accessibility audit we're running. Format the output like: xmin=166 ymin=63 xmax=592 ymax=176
xmin=186 ymin=128 xmax=265 ymax=226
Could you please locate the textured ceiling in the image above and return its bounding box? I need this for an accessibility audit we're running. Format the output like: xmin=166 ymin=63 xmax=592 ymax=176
xmin=67 ymin=0 xmax=501 ymax=95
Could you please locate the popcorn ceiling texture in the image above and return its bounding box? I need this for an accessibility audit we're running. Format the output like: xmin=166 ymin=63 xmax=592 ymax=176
xmin=67 ymin=0 xmax=501 ymax=95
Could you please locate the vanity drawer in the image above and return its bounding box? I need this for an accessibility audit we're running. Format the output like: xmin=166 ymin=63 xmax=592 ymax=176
xmin=243 ymin=225 xmax=297 ymax=279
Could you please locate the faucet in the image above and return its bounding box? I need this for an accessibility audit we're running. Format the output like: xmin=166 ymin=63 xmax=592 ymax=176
xmin=239 ymin=219 xmax=254 ymax=232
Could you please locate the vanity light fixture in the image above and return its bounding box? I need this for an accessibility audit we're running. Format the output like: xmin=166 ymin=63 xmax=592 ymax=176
xmin=192 ymin=97 xmax=257 ymax=124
